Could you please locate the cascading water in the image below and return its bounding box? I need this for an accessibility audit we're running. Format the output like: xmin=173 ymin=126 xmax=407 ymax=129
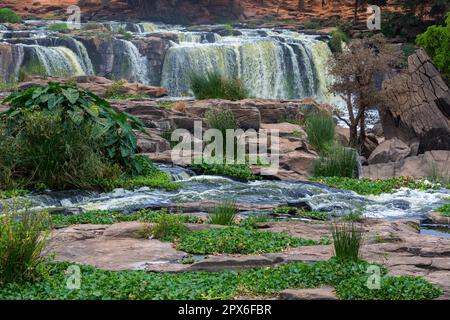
xmin=161 ymin=30 xmax=330 ymax=100
xmin=19 ymin=44 xmax=86 ymax=77
xmin=117 ymin=39 xmax=152 ymax=84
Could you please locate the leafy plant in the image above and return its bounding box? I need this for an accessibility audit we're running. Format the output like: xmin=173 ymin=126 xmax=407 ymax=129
xmin=47 ymin=23 xmax=69 ymax=32
xmin=0 ymin=202 xmax=50 ymax=285
xmin=436 ymin=204 xmax=450 ymax=217
xmin=332 ymin=222 xmax=363 ymax=262
xmin=0 ymin=8 xmax=21 ymax=23
xmin=190 ymin=72 xmax=248 ymax=101
xmin=305 ymin=111 xmax=336 ymax=153
xmin=208 ymin=201 xmax=238 ymax=225
xmin=416 ymin=13 xmax=450 ymax=80
xmin=2 ymin=82 xmax=147 ymax=175
xmin=272 ymin=207 xmax=329 ymax=221
xmin=176 ymin=227 xmax=327 ymax=254
xmin=329 ymin=28 xmax=348 ymax=54
xmin=311 ymin=176 xmax=441 ymax=195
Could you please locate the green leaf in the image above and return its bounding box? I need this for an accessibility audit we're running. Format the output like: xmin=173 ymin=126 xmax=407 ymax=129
xmin=62 ymin=88 xmax=80 ymax=104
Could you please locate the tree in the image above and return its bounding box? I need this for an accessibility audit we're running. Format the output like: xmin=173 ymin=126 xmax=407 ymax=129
xmin=328 ymin=34 xmax=401 ymax=151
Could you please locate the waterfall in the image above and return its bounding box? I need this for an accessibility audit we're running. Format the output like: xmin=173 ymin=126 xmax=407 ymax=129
xmin=117 ymin=40 xmax=151 ymax=84
xmin=71 ymin=39 xmax=94 ymax=75
xmin=20 ymin=45 xmax=86 ymax=77
xmin=161 ymin=32 xmax=330 ymax=100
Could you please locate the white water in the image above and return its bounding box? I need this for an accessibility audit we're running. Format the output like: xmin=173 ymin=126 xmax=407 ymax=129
xmin=120 ymin=39 xmax=152 ymax=84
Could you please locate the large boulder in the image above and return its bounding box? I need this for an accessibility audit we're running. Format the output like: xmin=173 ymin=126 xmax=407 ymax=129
xmin=380 ymin=49 xmax=450 ymax=153
xmin=368 ymin=138 xmax=411 ymax=165
xmin=362 ymin=150 xmax=450 ymax=179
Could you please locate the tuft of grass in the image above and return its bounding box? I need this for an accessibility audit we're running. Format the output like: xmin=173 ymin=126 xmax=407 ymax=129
xmin=192 ymin=162 xmax=259 ymax=181
xmin=176 ymin=227 xmax=328 ymax=255
xmin=190 ymin=72 xmax=248 ymax=101
xmin=332 ymin=222 xmax=363 ymax=262
xmin=208 ymin=201 xmax=238 ymax=225
xmin=0 ymin=202 xmax=50 ymax=285
xmin=148 ymin=211 xmax=190 ymax=242
xmin=305 ymin=111 xmax=336 ymax=153
xmin=313 ymin=145 xmax=358 ymax=178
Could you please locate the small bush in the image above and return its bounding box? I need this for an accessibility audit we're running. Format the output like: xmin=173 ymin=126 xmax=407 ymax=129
xmin=329 ymin=29 xmax=348 ymax=54
xmin=0 ymin=202 xmax=50 ymax=285
xmin=47 ymin=23 xmax=69 ymax=32
xmin=332 ymin=222 xmax=363 ymax=262
xmin=205 ymin=107 xmax=238 ymax=133
xmin=313 ymin=145 xmax=358 ymax=178
xmin=272 ymin=207 xmax=329 ymax=221
xmin=149 ymin=211 xmax=189 ymax=242
xmin=208 ymin=201 xmax=238 ymax=225
xmin=0 ymin=8 xmax=21 ymax=23
xmin=190 ymin=72 xmax=248 ymax=101
xmin=437 ymin=204 xmax=450 ymax=217
xmin=177 ymin=227 xmax=327 ymax=254
xmin=305 ymin=111 xmax=335 ymax=153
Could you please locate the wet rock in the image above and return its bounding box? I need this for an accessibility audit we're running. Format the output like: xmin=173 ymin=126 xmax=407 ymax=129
xmin=427 ymin=212 xmax=450 ymax=225
xmin=391 ymin=200 xmax=411 ymax=210
xmin=187 ymin=255 xmax=284 ymax=272
xmin=286 ymin=200 xmax=313 ymax=212
xmin=278 ymin=288 xmax=337 ymax=300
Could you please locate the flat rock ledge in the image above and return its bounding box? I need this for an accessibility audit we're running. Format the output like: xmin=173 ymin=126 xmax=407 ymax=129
xmin=46 ymin=219 xmax=450 ymax=299
xmin=278 ymin=288 xmax=337 ymax=300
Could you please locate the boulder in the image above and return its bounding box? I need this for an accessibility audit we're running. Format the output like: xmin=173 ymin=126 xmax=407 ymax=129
xmin=381 ymin=49 xmax=450 ymax=153
xmin=362 ymin=150 xmax=450 ymax=179
xmin=427 ymin=212 xmax=450 ymax=225
xmin=368 ymin=138 xmax=411 ymax=165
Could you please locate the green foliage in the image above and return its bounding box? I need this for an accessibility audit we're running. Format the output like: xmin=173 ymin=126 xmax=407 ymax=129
xmin=0 ymin=189 xmax=28 ymax=199
xmin=192 ymin=162 xmax=259 ymax=181
xmin=149 ymin=211 xmax=189 ymax=242
xmin=0 ymin=202 xmax=50 ymax=285
xmin=176 ymin=227 xmax=328 ymax=255
xmin=2 ymin=82 xmax=147 ymax=176
xmin=0 ymin=259 xmax=440 ymax=300
xmin=190 ymin=72 xmax=248 ymax=101
xmin=329 ymin=29 xmax=348 ymax=54
xmin=312 ymin=176 xmax=441 ymax=195
xmin=332 ymin=222 xmax=363 ymax=262
xmin=272 ymin=207 xmax=329 ymax=221
xmin=208 ymin=201 xmax=238 ymax=225
xmin=381 ymin=12 xmax=423 ymax=41
xmin=117 ymin=27 xmax=133 ymax=40
xmin=437 ymin=204 xmax=450 ymax=217
xmin=313 ymin=145 xmax=358 ymax=178
xmin=50 ymin=209 xmax=203 ymax=228
xmin=0 ymin=8 xmax=21 ymax=23
xmin=336 ymin=275 xmax=442 ymax=300
xmin=305 ymin=111 xmax=335 ymax=153
xmin=205 ymin=106 xmax=238 ymax=133
xmin=416 ymin=14 xmax=450 ymax=80
xmin=46 ymin=23 xmax=69 ymax=32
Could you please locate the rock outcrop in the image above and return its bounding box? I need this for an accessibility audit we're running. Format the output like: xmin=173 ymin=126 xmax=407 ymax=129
xmin=368 ymin=138 xmax=411 ymax=165
xmin=380 ymin=49 xmax=450 ymax=154
xmin=362 ymin=150 xmax=450 ymax=180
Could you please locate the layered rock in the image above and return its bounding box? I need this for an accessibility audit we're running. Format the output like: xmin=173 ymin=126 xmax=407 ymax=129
xmin=368 ymin=138 xmax=411 ymax=165
xmin=380 ymin=49 xmax=450 ymax=153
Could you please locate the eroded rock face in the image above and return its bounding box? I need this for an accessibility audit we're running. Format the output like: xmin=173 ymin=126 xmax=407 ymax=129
xmin=381 ymin=49 xmax=450 ymax=153
xmin=0 ymin=42 xmax=23 ymax=83
xmin=368 ymin=138 xmax=411 ymax=165
xmin=362 ymin=150 xmax=450 ymax=179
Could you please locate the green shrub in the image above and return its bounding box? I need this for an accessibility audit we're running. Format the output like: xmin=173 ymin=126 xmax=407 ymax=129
xmin=2 ymin=82 xmax=147 ymax=176
xmin=0 ymin=202 xmax=50 ymax=285
xmin=437 ymin=204 xmax=450 ymax=217
xmin=190 ymin=72 xmax=248 ymax=101
xmin=313 ymin=145 xmax=358 ymax=178
xmin=208 ymin=201 xmax=238 ymax=225
xmin=192 ymin=162 xmax=259 ymax=181
xmin=149 ymin=211 xmax=189 ymax=242
xmin=271 ymin=207 xmax=329 ymax=221
xmin=205 ymin=106 xmax=238 ymax=157
xmin=332 ymin=222 xmax=363 ymax=262
xmin=117 ymin=27 xmax=133 ymax=40
xmin=329 ymin=29 xmax=348 ymax=54
xmin=47 ymin=23 xmax=69 ymax=32
xmin=416 ymin=14 xmax=450 ymax=80
xmin=0 ymin=8 xmax=21 ymax=23
xmin=305 ymin=111 xmax=335 ymax=153
xmin=336 ymin=275 xmax=442 ymax=300
xmin=176 ymin=227 xmax=327 ymax=254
